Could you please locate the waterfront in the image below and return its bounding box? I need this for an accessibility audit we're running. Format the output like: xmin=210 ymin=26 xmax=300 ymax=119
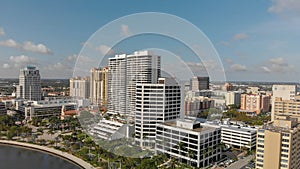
xmin=0 ymin=144 xmax=81 ymax=169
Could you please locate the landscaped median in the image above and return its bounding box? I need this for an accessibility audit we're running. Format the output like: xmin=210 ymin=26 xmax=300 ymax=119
xmin=0 ymin=140 xmax=95 ymax=169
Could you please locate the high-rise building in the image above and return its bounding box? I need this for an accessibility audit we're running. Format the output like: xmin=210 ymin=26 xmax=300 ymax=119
xmin=190 ymin=76 xmax=209 ymax=91
xmin=272 ymin=97 xmax=300 ymax=121
xmin=272 ymin=84 xmax=296 ymax=101
xmin=256 ymin=115 xmax=300 ymax=169
xmin=69 ymin=76 xmax=90 ymax=99
xmin=156 ymin=118 xmax=222 ymax=168
xmin=240 ymin=94 xmax=270 ymax=114
xmin=17 ymin=66 xmax=41 ymax=101
xmin=108 ymin=51 xmax=161 ymax=117
xmin=271 ymin=85 xmax=297 ymax=121
xmin=135 ymin=77 xmax=181 ymax=148
xmin=225 ymin=91 xmax=241 ymax=107
xmin=90 ymin=67 xmax=109 ymax=106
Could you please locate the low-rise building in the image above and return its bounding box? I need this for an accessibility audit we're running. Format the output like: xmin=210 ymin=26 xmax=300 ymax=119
xmin=17 ymin=97 xmax=76 ymax=120
xmin=156 ymin=118 xmax=222 ymax=168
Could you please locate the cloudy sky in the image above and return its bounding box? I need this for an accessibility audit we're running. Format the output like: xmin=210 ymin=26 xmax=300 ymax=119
xmin=0 ymin=0 xmax=300 ymax=82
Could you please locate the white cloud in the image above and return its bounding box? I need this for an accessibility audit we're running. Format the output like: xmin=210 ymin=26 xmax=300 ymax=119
xmin=120 ymin=24 xmax=131 ymax=37
xmin=0 ymin=39 xmax=19 ymax=48
xmin=8 ymin=55 xmax=37 ymax=68
xmin=233 ymin=33 xmax=249 ymax=41
xmin=268 ymin=0 xmax=300 ymax=15
xmin=22 ymin=41 xmax=52 ymax=54
xmin=2 ymin=63 xmax=10 ymax=69
xmin=260 ymin=57 xmax=295 ymax=73
xmin=96 ymin=45 xmax=115 ymax=55
xmin=0 ymin=38 xmax=52 ymax=54
xmin=230 ymin=64 xmax=247 ymax=71
xmin=0 ymin=27 xmax=5 ymax=36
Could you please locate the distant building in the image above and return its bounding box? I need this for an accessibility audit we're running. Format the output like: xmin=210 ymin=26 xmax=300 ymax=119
xmin=0 ymin=102 xmax=6 ymax=115
xmin=69 ymin=77 xmax=90 ymax=99
xmin=222 ymin=82 xmax=233 ymax=91
xmin=256 ymin=115 xmax=300 ymax=169
xmin=246 ymin=87 xmax=260 ymax=94
xmin=156 ymin=118 xmax=222 ymax=168
xmin=185 ymin=96 xmax=214 ymax=116
xmin=272 ymin=97 xmax=300 ymax=121
xmin=225 ymin=91 xmax=241 ymax=107
xmin=190 ymin=76 xmax=209 ymax=91
xmin=17 ymin=97 xmax=76 ymax=120
xmin=240 ymin=94 xmax=270 ymax=114
xmin=90 ymin=67 xmax=109 ymax=106
xmin=16 ymin=66 xmax=41 ymax=101
xmin=271 ymin=84 xmax=297 ymax=121
xmin=272 ymin=84 xmax=296 ymax=101
xmin=135 ymin=77 xmax=182 ymax=148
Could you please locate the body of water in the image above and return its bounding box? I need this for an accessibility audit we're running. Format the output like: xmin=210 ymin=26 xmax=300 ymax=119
xmin=0 ymin=144 xmax=81 ymax=169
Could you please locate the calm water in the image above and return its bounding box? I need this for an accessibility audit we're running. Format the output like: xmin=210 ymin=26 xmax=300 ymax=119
xmin=0 ymin=145 xmax=81 ymax=169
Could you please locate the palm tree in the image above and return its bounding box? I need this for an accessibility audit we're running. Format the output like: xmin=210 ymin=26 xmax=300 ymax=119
xmin=187 ymin=149 xmax=195 ymax=166
xmin=178 ymin=142 xmax=185 ymax=163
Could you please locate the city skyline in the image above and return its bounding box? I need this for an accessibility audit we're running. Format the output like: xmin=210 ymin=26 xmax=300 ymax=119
xmin=0 ymin=1 xmax=300 ymax=82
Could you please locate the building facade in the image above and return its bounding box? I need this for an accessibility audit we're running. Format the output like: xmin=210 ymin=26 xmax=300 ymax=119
xmin=108 ymin=51 xmax=161 ymax=117
xmin=17 ymin=66 xmax=41 ymax=101
xmin=190 ymin=76 xmax=209 ymax=91
xmin=90 ymin=67 xmax=109 ymax=106
xmin=0 ymin=102 xmax=6 ymax=115
xmin=256 ymin=115 xmax=300 ymax=169
xmin=156 ymin=118 xmax=222 ymax=168
xmin=271 ymin=84 xmax=297 ymax=121
xmin=184 ymin=96 xmax=213 ymax=116
xmin=272 ymin=97 xmax=300 ymax=121
xmin=225 ymin=91 xmax=241 ymax=107
xmin=69 ymin=76 xmax=90 ymax=99
xmin=240 ymin=94 xmax=270 ymax=114
xmin=135 ymin=77 xmax=181 ymax=148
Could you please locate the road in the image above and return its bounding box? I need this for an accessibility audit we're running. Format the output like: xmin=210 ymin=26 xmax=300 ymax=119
xmin=226 ymin=155 xmax=254 ymax=169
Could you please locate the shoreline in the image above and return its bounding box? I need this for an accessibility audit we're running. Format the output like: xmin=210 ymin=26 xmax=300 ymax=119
xmin=0 ymin=140 xmax=95 ymax=169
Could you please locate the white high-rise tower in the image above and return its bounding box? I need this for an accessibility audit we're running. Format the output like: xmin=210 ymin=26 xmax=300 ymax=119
xmin=17 ymin=66 xmax=41 ymax=101
xmin=108 ymin=51 xmax=161 ymax=117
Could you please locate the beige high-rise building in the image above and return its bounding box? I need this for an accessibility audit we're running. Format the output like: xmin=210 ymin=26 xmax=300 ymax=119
xmin=271 ymin=85 xmax=297 ymax=121
xmin=69 ymin=76 xmax=90 ymax=99
xmin=240 ymin=94 xmax=270 ymax=114
xmin=256 ymin=115 xmax=300 ymax=169
xmin=90 ymin=67 xmax=108 ymax=107
xmin=272 ymin=97 xmax=300 ymax=121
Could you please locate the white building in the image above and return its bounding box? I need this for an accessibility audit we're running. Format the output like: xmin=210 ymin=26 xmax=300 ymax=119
xmin=156 ymin=118 xmax=222 ymax=168
xmin=135 ymin=77 xmax=181 ymax=148
xmin=108 ymin=51 xmax=161 ymax=117
xmin=17 ymin=97 xmax=76 ymax=120
xmin=92 ymin=119 xmax=134 ymax=140
xmin=272 ymin=84 xmax=296 ymax=101
xmin=225 ymin=91 xmax=241 ymax=107
xmin=204 ymin=120 xmax=257 ymax=150
xmin=271 ymin=84 xmax=297 ymax=121
xmin=17 ymin=66 xmax=41 ymax=101
xmin=69 ymin=76 xmax=90 ymax=99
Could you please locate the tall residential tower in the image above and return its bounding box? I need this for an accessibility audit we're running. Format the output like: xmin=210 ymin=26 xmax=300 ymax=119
xmin=17 ymin=66 xmax=41 ymax=101
xmin=108 ymin=51 xmax=161 ymax=117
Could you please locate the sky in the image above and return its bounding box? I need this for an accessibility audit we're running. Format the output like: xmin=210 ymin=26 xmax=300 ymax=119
xmin=0 ymin=0 xmax=300 ymax=82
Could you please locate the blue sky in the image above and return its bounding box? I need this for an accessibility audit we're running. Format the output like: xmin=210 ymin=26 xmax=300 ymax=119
xmin=0 ymin=0 xmax=300 ymax=82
